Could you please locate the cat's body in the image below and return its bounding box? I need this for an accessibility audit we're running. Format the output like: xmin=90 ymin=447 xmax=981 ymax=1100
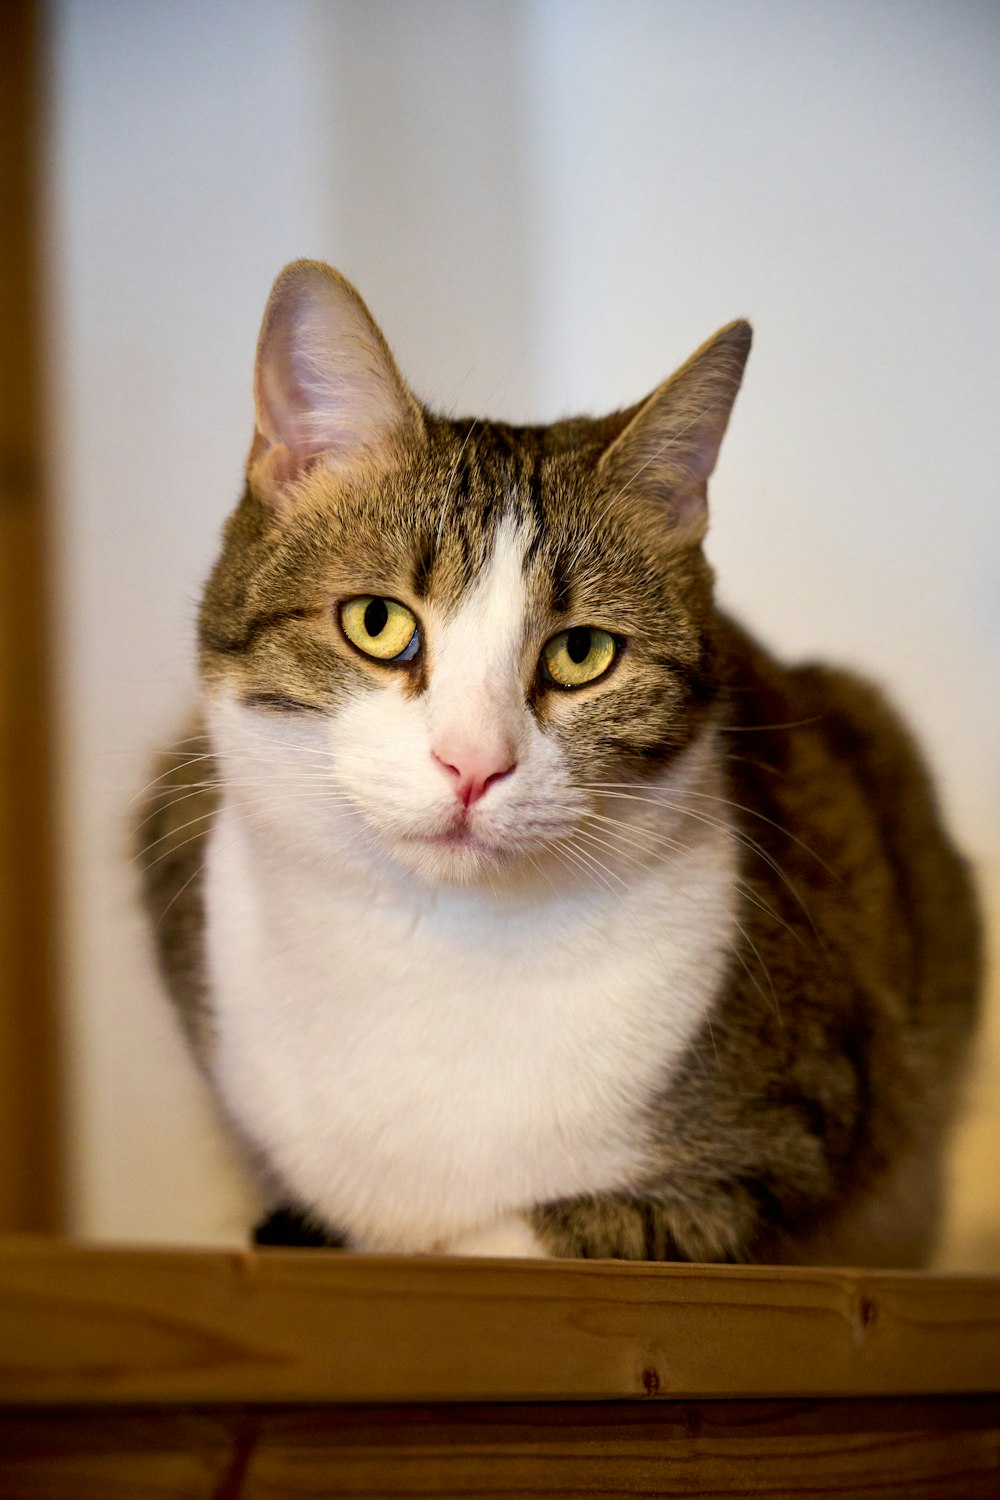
xmin=140 ymin=262 xmax=980 ymax=1264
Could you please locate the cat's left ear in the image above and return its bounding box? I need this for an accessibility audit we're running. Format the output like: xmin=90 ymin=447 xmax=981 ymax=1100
xmin=249 ymin=260 xmax=426 ymax=513
xmin=597 ymin=319 xmax=752 ymax=548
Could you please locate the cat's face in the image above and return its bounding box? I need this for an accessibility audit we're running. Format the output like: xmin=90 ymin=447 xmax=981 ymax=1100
xmin=199 ymin=262 xmax=750 ymax=887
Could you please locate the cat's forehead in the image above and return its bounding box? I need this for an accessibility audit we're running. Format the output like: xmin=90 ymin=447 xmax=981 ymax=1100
xmin=411 ymin=421 xmax=563 ymax=612
xmin=269 ymin=413 xmax=653 ymax=629
xmin=384 ymin=417 xmax=631 ymax=619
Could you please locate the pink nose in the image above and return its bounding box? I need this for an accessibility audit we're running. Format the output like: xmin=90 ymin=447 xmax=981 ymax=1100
xmin=431 ymin=743 xmax=517 ymax=807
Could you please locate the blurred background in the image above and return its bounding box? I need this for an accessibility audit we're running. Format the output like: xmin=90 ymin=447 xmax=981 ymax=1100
xmin=2 ymin=0 xmax=998 ymax=1265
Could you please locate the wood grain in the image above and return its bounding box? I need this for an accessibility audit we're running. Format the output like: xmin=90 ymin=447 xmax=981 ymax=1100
xmin=1 ymin=1238 xmax=999 ymax=1405
xmin=0 ymin=1400 xmax=998 ymax=1498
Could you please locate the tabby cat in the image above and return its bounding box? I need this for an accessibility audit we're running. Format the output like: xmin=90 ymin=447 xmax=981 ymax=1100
xmin=139 ymin=260 xmax=980 ymax=1264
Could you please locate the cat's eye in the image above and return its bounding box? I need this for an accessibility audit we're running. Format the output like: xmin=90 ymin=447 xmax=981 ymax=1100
xmin=542 ymin=626 xmax=617 ymax=689
xmin=340 ymin=596 xmax=420 ymax=663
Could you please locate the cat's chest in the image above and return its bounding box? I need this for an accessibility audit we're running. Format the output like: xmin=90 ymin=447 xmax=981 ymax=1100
xmin=204 ymin=813 xmax=734 ymax=1251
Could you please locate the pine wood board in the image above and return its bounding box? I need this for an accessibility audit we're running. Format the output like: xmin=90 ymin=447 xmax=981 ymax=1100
xmin=1 ymin=1238 xmax=999 ymax=1406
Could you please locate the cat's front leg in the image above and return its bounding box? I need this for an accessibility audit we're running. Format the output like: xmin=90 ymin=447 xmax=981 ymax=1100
xmin=437 ymin=1195 xmax=738 ymax=1261
xmin=530 ymin=1194 xmax=753 ymax=1262
xmin=436 ymin=1215 xmax=551 ymax=1258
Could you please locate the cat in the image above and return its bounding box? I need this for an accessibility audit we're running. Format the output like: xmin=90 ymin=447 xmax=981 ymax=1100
xmin=139 ymin=259 xmax=981 ymax=1265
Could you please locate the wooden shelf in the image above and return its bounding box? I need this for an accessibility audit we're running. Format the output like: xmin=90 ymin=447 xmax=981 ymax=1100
xmin=1 ymin=1236 xmax=999 ymax=1405
xmin=1 ymin=1238 xmax=998 ymax=1495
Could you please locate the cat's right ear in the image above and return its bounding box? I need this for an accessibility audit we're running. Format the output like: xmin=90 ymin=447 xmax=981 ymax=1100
xmin=249 ymin=260 xmax=425 ymax=513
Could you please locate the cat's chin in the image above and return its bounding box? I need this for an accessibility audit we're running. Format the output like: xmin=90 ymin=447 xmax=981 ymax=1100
xmin=389 ymin=829 xmax=530 ymax=887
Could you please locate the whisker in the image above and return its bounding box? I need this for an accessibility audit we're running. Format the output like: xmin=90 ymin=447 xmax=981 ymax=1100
xmin=152 ymin=847 xmax=205 ymax=930
xmin=570 ymin=822 xmax=650 ymax=878
xmin=567 ymin=834 xmax=632 ymax=894
xmin=138 ymin=812 xmax=220 ymax=873
xmin=705 ymin=1013 xmax=722 ymax=1071
xmin=134 ymin=777 xmax=352 ymax=832
xmin=578 ymin=808 xmax=689 ymax=862
xmin=524 ymin=850 xmax=561 ymax=900
xmin=578 ymin=784 xmax=819 ymax=938
xmin=126 ymin=753 xmax=219 ymax=809
xmin=135 ymin=789 xmax=353 ymax=870
xmin=674 ymin=788 xmax=841 ymax=882
xmin=552 ymin=836 xmax=621 ymax=896
xmin=147 ymin=799 xmax=369 ymax=929
xmin=733 ymin=917 xmax=781 ymax=1024
xmin=720 ymin=716 xmax=825 ymax=735
xmin=723 ymin=751 xmax=787 ymax=780
xmin=732 ymin=878 xmax=806 ymax=947
xmin=572 ymin=802 xmax=806 ymax=948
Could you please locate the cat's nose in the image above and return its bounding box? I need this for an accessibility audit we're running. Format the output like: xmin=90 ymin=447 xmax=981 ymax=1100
xmin=431 ymin=743 xmax=517 ymax=807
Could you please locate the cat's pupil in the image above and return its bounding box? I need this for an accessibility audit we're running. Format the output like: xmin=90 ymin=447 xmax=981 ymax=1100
xmin=364 ymin=599 xmax=389 ymax=637
xmin=567 ymin=627 xmax=592 ymax=664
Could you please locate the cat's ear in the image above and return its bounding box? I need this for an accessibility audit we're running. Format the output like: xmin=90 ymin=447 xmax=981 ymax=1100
xmin=249 ymin=260 xmax=425 ymax=512
xmin=597 ymin=319 xmax=752 ymax=548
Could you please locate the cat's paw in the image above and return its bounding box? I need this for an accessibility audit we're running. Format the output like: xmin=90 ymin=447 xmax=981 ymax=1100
xmin=252 ymin=1206 xmax=347 ymax=1248
xmin=437 ymin=1215 xmax=550 ymax=1258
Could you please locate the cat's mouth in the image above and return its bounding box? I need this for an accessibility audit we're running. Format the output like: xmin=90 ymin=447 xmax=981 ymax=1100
xmin=405 ymin=810 xmax=480 ymax=850
xmin=395 ymin=808 xmax=525 ymax=876
xmin=381 ymin=797 xmax=574 ymax=884
xmin=422 ymin=828 xmax=476 ymax=848
xmin=393 ymin=830 xmax=503 ymax=885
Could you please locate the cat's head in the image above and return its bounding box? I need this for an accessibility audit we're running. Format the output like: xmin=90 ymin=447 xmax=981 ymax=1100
xmin=199 ymin=261 xmax=750 ymax=887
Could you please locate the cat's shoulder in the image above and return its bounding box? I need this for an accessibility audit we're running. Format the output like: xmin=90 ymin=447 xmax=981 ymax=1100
xmin=135 ymin=717 xmax=215 ymax=1052
xmin=716 ymin=610 xmax=933 ymax=781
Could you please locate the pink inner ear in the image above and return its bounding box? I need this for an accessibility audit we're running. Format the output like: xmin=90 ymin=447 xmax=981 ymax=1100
xmin=258 ymin=303 xmax=383 ymax=459
xmin=251 ymin=262 xmax=421 ymax=498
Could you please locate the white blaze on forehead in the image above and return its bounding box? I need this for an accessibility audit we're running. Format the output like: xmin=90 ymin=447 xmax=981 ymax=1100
xmin=429 ymin=513 xmax=531 ymax=749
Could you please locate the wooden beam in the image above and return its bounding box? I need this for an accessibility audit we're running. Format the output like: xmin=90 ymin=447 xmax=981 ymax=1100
xmin=0 ymin=0 xmax=61 ymax=1232
xmin=0 ymin=1240 xmax=998 ymax=1405
xmin=1 ymin=1398 xmax=999 ymax=1498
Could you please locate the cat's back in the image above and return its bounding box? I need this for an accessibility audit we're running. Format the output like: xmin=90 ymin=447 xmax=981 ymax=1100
xmin=614 ymin=618 xmax=980 ymax=1266
xmin=714 ymin=617 xmax=980 ymax=1162
xmin=720 ymin=615 xmax=979 ymax=1025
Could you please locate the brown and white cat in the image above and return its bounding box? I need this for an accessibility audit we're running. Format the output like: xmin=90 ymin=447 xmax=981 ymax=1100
xmin=139 ymin=260 xmax=980 ymax=1265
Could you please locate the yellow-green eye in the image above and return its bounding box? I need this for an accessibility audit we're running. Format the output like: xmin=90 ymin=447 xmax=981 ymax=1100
xmin=542 ymin=626 xmax=617 ymax=688
xmin=340 ymin=596 xmax=419 ymax=662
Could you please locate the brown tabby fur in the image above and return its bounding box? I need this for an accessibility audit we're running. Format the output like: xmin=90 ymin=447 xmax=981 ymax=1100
xmin=140 ymin=275 xmax=980 ymax=1266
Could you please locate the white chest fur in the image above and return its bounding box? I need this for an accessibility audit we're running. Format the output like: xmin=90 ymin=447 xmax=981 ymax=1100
xmin=204 ymin=799 xmax=737 ymax=1254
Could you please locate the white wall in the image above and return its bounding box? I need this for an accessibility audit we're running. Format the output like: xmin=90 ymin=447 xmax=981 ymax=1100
xmin=48 ymin=0 xmax=1000 ymax=1263
xmin=525 ymin=1 xmax=1000 ymax=835
xmin=48 ymin=0 xmax=334 ymax=1242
